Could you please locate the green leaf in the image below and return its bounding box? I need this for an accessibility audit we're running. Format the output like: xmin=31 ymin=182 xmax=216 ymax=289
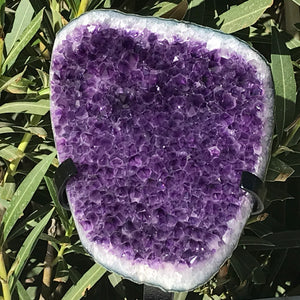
xmin=0 ymin=143 xmax=24 ymax=161
xmin=266 ymin=249 xmax=288 ymax=285
xmin=0 ymin=151 xmax=56 ymax=245
xmin=266 ymin=157 xmax=294 ymax=182
xmin=68 ymin=266 xmax=81 ymax=284
xmin=36 ymin=69 xmax=49 ymax=89
xmin=0 ymin=99 xmax=50 ymax=115
xmin=291 ymin=0 xmax=300 ymax=5
xmin=0 ymin=76 xmax=33 ymax=94
xmin=9 ymin=208 xmax=54 ymax=293
xmin=0 ymin=126 xmax=33 ymax=135
xmin=44 ymin=176 xmax=70 ymax=231
xmin=238 ymin=236 xmax=275 ymax=246
xmin=184 ymin=0 xmax=205 ymax=25
xmin=216 ymin=0 xmax=273 ymax=33
xmin=139 ymin=0 xmax=183 ymax=17
xmin=231 ymin=248 xmax=260 ymax=282
xmin=2 ymin=8 xmax=44 ymax=72
xmin=103 ymin=0 xmax=112 ymax=8
xmin=16 ymin=280 xmax=31 ymax=300
xmin=27 ymin=126 xmax=47 ymax=139
xmin=7 ymin=204 xmax=52 ymax=242
xmin=252 ymin=267 xmax=266 ymax=284
xmin=265 ymin=182 xmax=294 ymax=203
xmin=54 ymin=258 xmax=69 ymax=283
xmin=160 ymin=0 xmax=188 ymax=20
xmin=61 ymin=263 xmax=106 ymax=300
xmin=65 ymin=0 xmax=79 ymax=15
xmin=0 ymin=0 xmax=5 ymax=27
xmin=0 ymin=175 xmax=16 ymax=201
xmin=0 ymin=68 xmax=28 ymax=93
xmin=246 ymin=221 xmax=273 ymax=238
xmin=281 ymin=153 xmax=300 ymax=177
xmin=4 ymin=0 xmax=34 ymax=53
xmin=173 ymin=292 xmax=188 ymax=300
xmin=264 ymin=230 xmax=300 ymax=249
xmin=271 ymin=27 xmax=297 ymax=142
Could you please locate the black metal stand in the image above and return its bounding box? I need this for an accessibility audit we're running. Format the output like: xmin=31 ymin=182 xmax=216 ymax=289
xmin=54 ymin=158 xmax=77 ymax=210
xmin=240 ymin=171 xmax=265 ymax=215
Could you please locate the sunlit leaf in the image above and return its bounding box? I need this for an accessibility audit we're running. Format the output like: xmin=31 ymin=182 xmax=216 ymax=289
xmin=27 ymin=126 xmax=47 ymax=139
xmin=161 ymin=0 xmax=188 ymax=20
xmin=217 ymin=0 xmax=273 ymax=33
xmin=0 ymin=175 xmax=15 ymax=201
xmin=16 ymin=280 xmax=31 ymax=300
xmin=0 ymin=68 xmax=32 ymax=93
xmin=0 ymin=99 xmax=50 ymax=115
xmin=9 ymin=208 xmax=54 ymax=293
xmin=2 ymin=8 xmax=44 ymax=72
xmin=61 ymin=263 xmax=106 ymax=300
xmin=271 ymin=27 xmax=297 ymax=142
xmin=5 ymin=0 xmax=34 ymax=53
xmin=0 ymin=143 xmax=24 ymax=161
xmin=291 ymin=0 xmax=300 ymax=5
xmin=0 ymin=151 xmax=56 ymax=245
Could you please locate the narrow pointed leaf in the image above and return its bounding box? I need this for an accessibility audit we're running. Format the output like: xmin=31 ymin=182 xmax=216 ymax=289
xmin=0 ymin=69 xmax=26 ymax=93
xmin=217 ymin=0 xmax=273 ymax=33
xmin=54 ymin=258 xmax=69 ymax=283
xmin=266 ymin=157 xmax=295 ymax=182
xmin=264 ymin=230 xmax=300 ymax=249
xmin=0 ymin=151 xmax=56 ymax=245
xmin=44 ymin=176 xmax=70 ymax=231
xmin=5 ymin=0 xmax=34 ymax=53
xmin=231 ymin=248 xmax=260 ymax=282
xmin=184 ymin=0 xmax=205 ymax=25
xmin=271 ymin=27 xmax=297 ymax=141
xmin=61 ymin=263 xmax=106 ymax=300
xmin=0 ymin=143 xmax=24 ymax=161
xmin=7 ymin=204 xmax=52 ymax=242
xmin=140 ymin=0 xmax=182 ymax=17
xmin=9 ymin=208 xmax=54 ymax=293
xmin=238 ymin=235 xmax=274 ymax=246
xmin=16 ymin=280 xmax=31 ymax=300
xmin=161 ymin=0 xmax=188 ymax=20
xmin=2 ymin=8 xmax=44 ymax=71
xmin=0 ymin=99 xmax=50 ymax=115
xmin=291 ymin=0 xmax=300 ymax=5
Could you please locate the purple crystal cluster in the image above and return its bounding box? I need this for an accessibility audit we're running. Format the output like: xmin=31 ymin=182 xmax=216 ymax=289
xmin=51 ymin=24 xmax=264 ymax=267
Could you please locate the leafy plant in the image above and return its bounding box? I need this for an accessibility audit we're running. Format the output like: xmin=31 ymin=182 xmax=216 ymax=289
xmin=0 ymin=0 xmax=299 ymax=299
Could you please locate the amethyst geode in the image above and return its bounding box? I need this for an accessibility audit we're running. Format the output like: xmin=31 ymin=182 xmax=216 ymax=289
xmin=50 ymin=10 xmax=274 ymax=291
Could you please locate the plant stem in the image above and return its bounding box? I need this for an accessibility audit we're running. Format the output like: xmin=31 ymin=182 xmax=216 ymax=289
xmin=3 ymin=115 xmax=42 ymax=183
xmin=0 ymin=251 xmax=11 ymax=300
xmin=40 ymin=219 xmax=56 ymax=300
xmin=76 ymin=0 xmax=89 ymax=17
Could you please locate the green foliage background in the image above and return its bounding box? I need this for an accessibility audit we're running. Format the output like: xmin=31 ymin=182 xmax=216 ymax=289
xmin=0 ymin=0 xmax=299 ymax=299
